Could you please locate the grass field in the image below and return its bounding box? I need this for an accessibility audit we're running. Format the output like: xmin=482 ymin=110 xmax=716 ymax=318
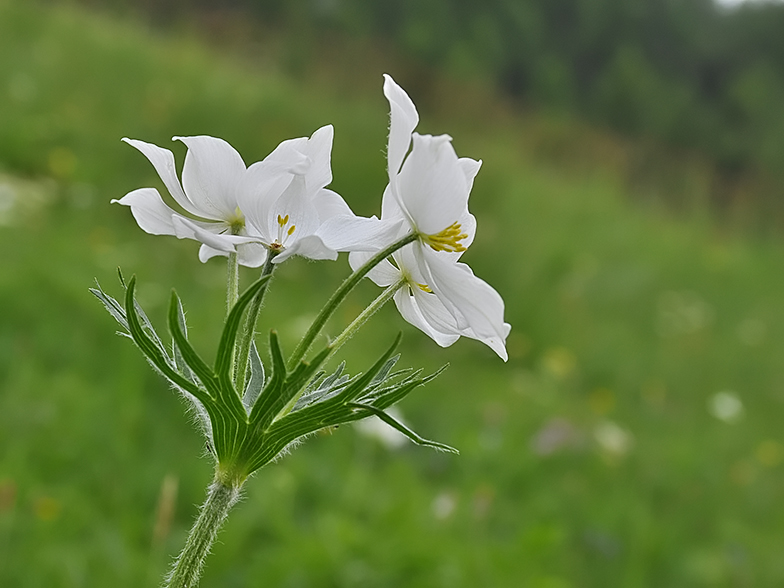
xmin=2 ymin=1 xmax=784 ymax=586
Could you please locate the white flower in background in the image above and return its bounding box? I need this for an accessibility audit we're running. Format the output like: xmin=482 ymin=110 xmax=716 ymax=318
xmin=708 ymin=391 xmax=744 ymax=424
xmin=348 ymin=74 xmax=510 ymax=360
xmin=594 ymin=420 xmax=634 ymax=458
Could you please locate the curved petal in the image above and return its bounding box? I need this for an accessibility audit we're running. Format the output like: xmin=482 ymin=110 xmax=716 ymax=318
xmin=348 ymin=251 xmax=401 ymax=287
xmin=396 ymin=133 xmax=469 ymax=235
xmin=416 ymin=245 xmax=509 ymax=360
xmin=383 ymin=74 xmax=419 ymax=181
xmin=199 ymin=242 xmax=271 ymax=269
xmin=237 ymin=242 xmax=269 ymax=268
xmin=199 ymin=243 xmax=228 ymax=263
xmin=317 ymin=215 xmax=405 ymax=253
xmin=275 ymin=234 xmax=337 ymax=263
xmin=174 ymin=135 xmax=247 ymax=219
xmin=122 ymin=138 xmax=205 ymax=218
xmin=380 ymin=183 xmax=409 ymax=225
xmin=299 ymin=125 xmax=334 ymax=192
xmin=112 ymin=188 xmax=180 ymax=236
xmin=458 ymin=157 xmax=482 ymax=193
xmin=393 ymin=288 xmax=460 ymax=348
xmin=314 ymin=188 xmax=353 ymax=221
xmin=270 ymin=174 xmax=320 ymax=241
xmin=171 ymin=216 xmax=256 ymax=254
xmin=238 ymin=167 xmax=293 ymax=244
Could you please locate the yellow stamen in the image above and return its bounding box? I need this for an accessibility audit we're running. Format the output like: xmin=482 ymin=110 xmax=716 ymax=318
xmin=287 ymin=225 xmax=296 ymax=236
xmin=418 ymin=283 xmax=433 ymax=293
xmin=423 ymin=222 xmax=468 ymax=253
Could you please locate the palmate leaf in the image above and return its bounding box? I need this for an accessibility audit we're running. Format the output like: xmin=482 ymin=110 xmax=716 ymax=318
xmin=94 ymin=272 xmax=456 ymax=484
xmin=238 ymin=334 xmax=456 ymax=474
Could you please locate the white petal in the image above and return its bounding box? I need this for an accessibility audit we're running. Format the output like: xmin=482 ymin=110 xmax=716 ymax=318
xmin=458 ymin=157 xmax=482 ymax=193
xmin=198 ymin=243 xmax=228 ymax=263
xmin=275 ymin=234 xmax=337 ymax=263
xmin=299 ymin=125 xmax=334 ymax=192
xmin=270 ymin=175 xmax=319 ymax=239
xmin=417 ymin=246 xmax=509 ymax=360
xmin=174 ymin=136 xmax=246 ymax=219
xmin=122 ymin=138 xmax=206 ymax=218
xmin=394 ymin=288 xmax=460 ymax=348
xmin=171 ymin=216 xmax=255 ymax=253
xmin=239 ymin=168 xmax=293 ymax=244
xmin=348 ymin=251 xmax=401 ymax=287
xmin=380 ymin=183 xmax=409 ymax=224
xmin=317 ymin=215 xmax=405 ymax=253
xmin=237 ymin=242 xmax=269 ymax=268
xmin=383 ymin=74 xmax=419 ymax=180
xmin=112 ymin=188 xmax=179 ymax=236
xmin=260 ymin=136 xmax=310 ymax=170
xmin=397 ymin=133 xmax=469 ymax=235
xmin=314 ymin=188 xmax=353 ymax=221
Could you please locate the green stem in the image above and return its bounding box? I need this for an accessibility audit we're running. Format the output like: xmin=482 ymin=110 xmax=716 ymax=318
xmin=287 ymin=232 xmax=417 ymax=370
xmin=234 ymin=250 xmax=277 ymax=392
xmin=226 ymin=252 xmax=239 ymax=316
xmin=164 ymin=478 xmax=241 ymax=588
xmin=225 ymin=252 xmax=240 ymax=384
xmin=327 ymin=278 xmax=405 ymax=360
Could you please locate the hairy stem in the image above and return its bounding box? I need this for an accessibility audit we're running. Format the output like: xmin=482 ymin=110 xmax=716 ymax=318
xmin=327 ymin=278 xmax=405 ymax=360
xmin=234 ymin=250 xmax=277 ymax=392
xmin=226 ymin=253 xmax=239 ymax=316
xmin=164 ymin=478 xmax=241 ymax=588
xmin=287 ymin=232 xmax=416 ymax=370
xmin=225 ymin=252 xmax=240 ymax=383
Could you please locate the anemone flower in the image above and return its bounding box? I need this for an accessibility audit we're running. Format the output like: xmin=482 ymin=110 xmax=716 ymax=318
xmin=236 ymin=125 xmax=365 ymax=264
xmin=114 ymin=127 xmax=360 ymax=267
xmin=348 ymin=74 xmax=510 ymax=359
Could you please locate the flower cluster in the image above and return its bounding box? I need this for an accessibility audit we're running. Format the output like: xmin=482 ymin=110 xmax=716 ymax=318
xmin=100 ymin=74 xmax=513 ymax=588
xmin=115 ymin=75 xmax=509 ymax=359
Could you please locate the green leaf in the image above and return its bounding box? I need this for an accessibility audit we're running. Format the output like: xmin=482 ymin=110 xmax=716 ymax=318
xmin=242 ymin=341 xmax=265 ymax=412
xmin=168 ymin=290 xmax=220 ymax=398
xmin=214 ymin=274 xmax=271 ymax=382
xmin=347 ymin=402 xmax=459 ymax=454
xmin=123 ymin=276 xmax=212 ymax=407
xmin=172 ymin=296 xmax=196 ymax=384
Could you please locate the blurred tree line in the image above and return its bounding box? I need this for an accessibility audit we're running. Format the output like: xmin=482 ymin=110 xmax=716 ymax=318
xmin=85 ymin=0 xmax=784 ymax=177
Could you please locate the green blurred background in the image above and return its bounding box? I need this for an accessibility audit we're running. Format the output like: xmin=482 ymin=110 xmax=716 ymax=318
xmin=2 ymin=0 xmax=784 ymax=585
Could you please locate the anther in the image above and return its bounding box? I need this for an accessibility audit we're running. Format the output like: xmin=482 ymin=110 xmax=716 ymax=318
xmin=423 ymin=222 xmax=468 ymax=253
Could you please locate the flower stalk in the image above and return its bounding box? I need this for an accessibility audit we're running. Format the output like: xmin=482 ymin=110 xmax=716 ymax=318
xmin=327 ymin=278 xmax=405 ymax=359
xmin=165 ymin=478 xmax=242 ymax=588
xmin=234 ymin=250 xmax=278 ymax=392
xmin=226 ymin=252 xmax=239 ymax=314
xmin=287 ymin=231 xmax=416 ymax=370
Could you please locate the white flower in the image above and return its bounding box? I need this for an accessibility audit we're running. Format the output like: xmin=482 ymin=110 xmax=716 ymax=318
xmin=237 ymin=125 xmax=362 ymax=264
xmin=114 ymin=128 xmax=355 ymax=267
xmin=113 ymin=135 xmax=285 ymax=267
xmin=350 ymin=74 xmax=510 ymax=360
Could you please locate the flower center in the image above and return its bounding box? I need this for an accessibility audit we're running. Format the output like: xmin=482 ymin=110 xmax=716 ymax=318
xmin=227 ymin=207 xmax=245 ymax=235
xmin=422 ymin=222 xmax=468 ymax=253
xmin=270 ymin=213 xmax=296 ymax=249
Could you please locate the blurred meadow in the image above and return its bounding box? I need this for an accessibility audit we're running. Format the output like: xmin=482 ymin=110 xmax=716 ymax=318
xmin=3 ymin=0 xmax=784 ymax=586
